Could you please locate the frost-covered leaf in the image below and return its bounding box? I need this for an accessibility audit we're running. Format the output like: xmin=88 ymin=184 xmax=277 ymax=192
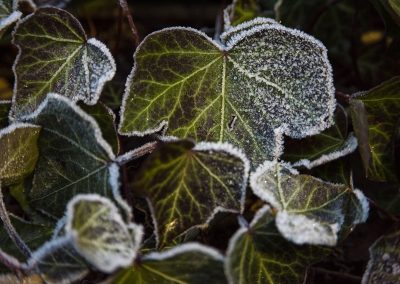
xmin=19 ymin=93 xmax=120 ymax=218
xmin=284 ymin=105 xmax=356 ymax=168
xmin=226 ymin=206 xmax=327 ymax=284
xmin=33 ymin=0 xmax=71 ymax=8
xmin=0 ymin=0 xmax=21 ymax=38
xmin=250 ymin=161 xmax=369 ymax=246
xmin=0 ymin=101 xmax=10 ymax=128
xmin=0 ymin=123 xmax=41 ymax=186
xmin=80 ymin=103 xmax=119 ymax=155
xmin=350 ymin=77 xmax=400 ymax=182
xmin=119 ymin=18 xmax=335 ymax=166
xmin=223 ymin=0 xmax=260 ymax=29
xmin=362 ymin=230 xmax=400 ymax=284
xmin=65 ymin=194 xmax=142 ymax=273
xmin=132 ymin=140 xmax=249 ymax=247
xmin=27 ymin=236 xmax=89 ymax=284
xmin=11 ymin=7 xmax=116 ymax=119
xmin=112 ymin=243 xmax=227 ymax=284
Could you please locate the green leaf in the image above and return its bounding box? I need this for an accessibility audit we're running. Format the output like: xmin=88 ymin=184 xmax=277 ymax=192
xmin=132 ymin=140 xmax=249 ymax=248
xmin=362 ymin=230 xmax=400 ymax=284
xmin=0 ymin=123 xmax=41 ymax=186
xmin=19 ymin=93 xmax=121 ymax=218
xmin=226 ymin=206 xmax=328 ymax=284
xmin=0 ymin=101 xmax=10 ymax=128
xmin=112 ymin=243 xmax=227 ymax=284
xmin=119 ymin=19 xmax=335 ymax=165
xmin=284 ymin=105 xmax=353 ymax=165
xmin=350 ymin=76 xmax=400 ymax=182
xmin=389 ymin=0 xmax=400 ymax=16
xmin=224 ymin=0 xmax=260 ymax=28
xmin=250 ymin=161 xmax=369 ymax=246
xmin=27 ymin=236 xmax=89 ymax=284
xmin=80 ymin=103 xmax=120 ymax=155
xmin=0 ymin=0 xmax=21 ymax=38
xmin=11 ymin=7 xmax=116 ymax=119
xmin=65 ymin=194 xmax=143 ymax=273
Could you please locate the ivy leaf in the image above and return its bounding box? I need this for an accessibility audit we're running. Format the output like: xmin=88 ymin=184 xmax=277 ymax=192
xmin=27 ymin=236 xmax=89 ymax=284
xmin=350 ymin=77 xmax=400 ymax=182
xmin=65 ymin=194 xmax=143 ymax=273
xmin=0 ymin=101 xmax=10 ymax=128
xmin=11 ymin=7 xmax=116 ymax=119
xmin=362 ymin=230 xmax=400 ymax=284
xmin=0 ymin=123 xmax=41 ymax=186
xmin=250 ymin=161 xmax=369 ymax=246
xmin=119 ymin=18 xmax=335 ymax=165
xmin=226 ymin=206 xmax=328 ymax=284
xmin=132 ymin=140 xmax=249 ymax=248
xmin=19 ymin=93 xmax=121 ymax=218
xmin=80 ymin=103 xmax=119 ymax=155
xmin=389 ymin=0 xmax=400 ymax=16
xmin=0 ymin=0 xmax=21 ymax=38
xmin=223 ymin=0 xmax=260 ymax=29
xmin=112 ymin=243 xmax=227 ymax=284
xmin=284 ymin=105 xmax=355 ymax=167
xmin=33 ymin=0 xmax=71 ymax=8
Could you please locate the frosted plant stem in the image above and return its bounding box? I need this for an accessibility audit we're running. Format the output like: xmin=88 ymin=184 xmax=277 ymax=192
xmin=0 ymin=248 xmax=25 ymax=272
xmin=115 ymin=141 xmax=159 ymax=165
xmin=119 ymin=0 xmax=140 ymax=47
xmin=0 ymin=186 xmax=32 ymax=257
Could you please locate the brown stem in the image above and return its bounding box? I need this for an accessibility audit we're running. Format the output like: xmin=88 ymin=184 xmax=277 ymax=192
xmin=115 ymin=141 xmax=159 ymax=165
xmin=119 ymin=0 xmax=140 ymax=48
xmin=0 ymin=248 xmax=25 ymax=273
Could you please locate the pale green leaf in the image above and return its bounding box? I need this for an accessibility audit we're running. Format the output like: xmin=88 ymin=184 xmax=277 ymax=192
xmin=0 ymin=123 xmax=41 ymax=186
xmin=350 ymin=76 xmax=400 ymax=182
xmin=65 ymin=194 xmax=143 ymax=273
xmin=119 ymin=18 xmax=335 ymax=165
xmin=11 ymin=7 xmax=116 ymax=119
xmin=19 ymin=93 xmax=120 ymax=218
xmin=362 ymin=230 xmax=400 ymax=284
xmin=0 ymin=0 xmax=21 ymax=38
xmin=226 ymin=206 xmax=328 ymax=284
xmin=112 ymin=243 xmax=227 ymax=284
xmin=250 ymin=161 xmax=369 ymax=246
xmin=132 ymin=140 xmax=249 ymax=248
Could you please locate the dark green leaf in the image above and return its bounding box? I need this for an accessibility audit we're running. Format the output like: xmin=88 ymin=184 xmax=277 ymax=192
xmin=250 ymin=161 xmax=369 ymax=246
xmin=362 ymin=230 xmax=400 ymax=283
xmin=226 ymin=206 xmax=328 ymax=284
xmin=119 ymin=19 xmax=335 ymax=165
xmin=132 ymin=140 xmax=249 ymax=248
xmin=350 ymin=76 xmax=400 ymax=182
xmin=0 ymin=123 xmax=41 ymax=186
xmin=112 ymin=243 xmax=227 ymax=284
xmin=0 ymin=0 xmax=21 ymax=38
xmin=11 ymin=7 xmax=116 ymax=119
xmin=224 ymin=0 xmax=260 ymax=28
xmin=19 ymin=93 xmax=120 ymax=218
xmin=0 ymin=101 xmax=10 ymax=128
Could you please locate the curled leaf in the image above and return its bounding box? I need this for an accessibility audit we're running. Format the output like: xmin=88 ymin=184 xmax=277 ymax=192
xmin=250 ymin=160 xmax=369 ymax=246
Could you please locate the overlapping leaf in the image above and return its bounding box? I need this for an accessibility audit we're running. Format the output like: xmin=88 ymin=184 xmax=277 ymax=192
xmin=11 ymin=8 xmax=116 ymax=119
xmin=224 ymin=0 xmax=260 ymax=29
xmin=132 ymin=140 xmax=249 ymax=248
xmin=250 ymin=161 xmax=369 ymax=246
xmin=112 ymin=243 xmax=227 ymax=284
xmin=226 ymin=206 xmax=327 ymax=284
xmin=119 ymin=18 xmax=335 ymax=165
xmin=65 ymin=194 xmax=142 ymax=273
xmin=0 ymin=0 xmax=21 ymax=38
xmin=0 ymin=123 xmax=40 ymax=186
xmin=19 ymin=93 xmax=119 ymax=218
xmin=362 ymin=230 xmax=400 ymax=284
xmin=350 ymin=77 xmax=400 ymax=182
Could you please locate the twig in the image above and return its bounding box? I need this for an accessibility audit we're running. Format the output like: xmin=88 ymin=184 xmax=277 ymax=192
xmin=367 ymin=197 xmax=399 ymax=222
xmin=119 ymin=0 xmax=140 ymax=48
xmin=0 ymin=186 xmax=32 ymax=257
xmin=311 ymin=267 xmax=362 ymax=282
xmin=0 ymin=248 xmax=25 ymax=273
xmin=115 ymin=141 xmax=159 ymax=165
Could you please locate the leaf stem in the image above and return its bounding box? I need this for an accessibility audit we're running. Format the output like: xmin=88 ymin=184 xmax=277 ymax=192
xmin=0 ymin=248 xmax=25 ymax=273
xmin=115 ymin=141 xmax=159 ymax=165
xmin=0 ymin=186 xmax=32 ymax=258
xmin=119 ymin=0 xmax=140 ymax=48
